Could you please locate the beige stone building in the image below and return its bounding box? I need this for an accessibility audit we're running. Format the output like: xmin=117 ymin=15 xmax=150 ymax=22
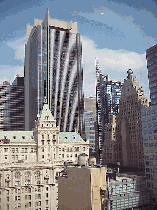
xmin=103 ymin=115 xmax=121 ymax=165
xmin=0 ymin=104 xmax=89 ymax=209
xmin=118 ymin=69 xmax=149 ymax=169
xmin=58 ymin=166 xmax=107 ymax=210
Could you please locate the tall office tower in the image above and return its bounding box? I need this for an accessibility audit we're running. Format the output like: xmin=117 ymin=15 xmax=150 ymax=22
xmin=119 ymin=69 xmax=149 ymax=169
xmin=84 ymin=97 xmax=96 ymax=156
xmin=0 ymin=75 xmax=24 ymax=131
xmin=25 ymin=9 xmax=85 ymax=138
xmin=141 ymin=106 xmax=157 ymax=202
xmin=146 ymin=44 xmax=157 ymax=105
xmin=95 ymin=59 xmax=123 ymax=164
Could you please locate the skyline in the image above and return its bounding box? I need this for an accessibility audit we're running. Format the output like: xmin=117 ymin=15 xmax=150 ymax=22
xmin=1 ymin=0 xmax=157 ymax=99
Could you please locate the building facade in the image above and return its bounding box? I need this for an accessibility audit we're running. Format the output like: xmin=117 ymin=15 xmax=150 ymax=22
xmin=84 ymin=97 xmax=96 ymax=156
xmin=141 ymin=106 xmax=157 ymax=202
xmin=146 ymin=44 xmax=157 ymax=106
xmin=107 ymin=171 xmax=151 ymax=210
xmin=103 ymin=115 xmax=121 ymax=165
xmin=0 ymin=75 xmax=24 ymax=131
xmin=25 ymin=9 xmax=85 ymax=138
xmin=58 ymin=166 xmax=107 ymax=210
xmin=95 ymin=59 xmax=122 ymax=164
xmin=0 ymin=104 xmax=89 ymax=210
xmin=118 ymin=69 xmax=149 ymax=169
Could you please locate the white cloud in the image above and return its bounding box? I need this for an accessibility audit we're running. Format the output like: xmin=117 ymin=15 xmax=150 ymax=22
xmin=0 ymin=65 xmax=24 ymax=84
xmin=82 ymin=36 xmax=148 ymax=98
xmin=7 ymin=37 xmax=26 ymax=63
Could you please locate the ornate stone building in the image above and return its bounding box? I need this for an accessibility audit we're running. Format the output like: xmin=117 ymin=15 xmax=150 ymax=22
xmin=0 ymin=104 xmax=89 ymax=209
xmin=118 ymin=69 xmax=149 ymax=169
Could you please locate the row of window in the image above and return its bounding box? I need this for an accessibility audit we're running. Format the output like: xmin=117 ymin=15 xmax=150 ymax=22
xmin=3 ymin=148 xmax=36 ymax=153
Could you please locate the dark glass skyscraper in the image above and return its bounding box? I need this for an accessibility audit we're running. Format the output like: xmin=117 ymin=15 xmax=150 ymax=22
xmin=146 ymin=44 xmax=157 ymax=106
xmin=0 ymin=75 xmax=24 ymax=131
xmin=25 ymin=9 xmax=85 ymax=137
xmin=95 ymin=58 xmax=123 ymax=164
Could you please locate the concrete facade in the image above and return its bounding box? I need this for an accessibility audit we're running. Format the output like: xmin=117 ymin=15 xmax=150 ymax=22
xmin=103 ymin=115 xmax=121 ymax=165
xmin=58 ymin=166 xmax=107 ymax=210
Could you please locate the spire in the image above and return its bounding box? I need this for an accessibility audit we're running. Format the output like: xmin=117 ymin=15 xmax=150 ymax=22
xmin=95 ymin=57 xmax=101 ymax=78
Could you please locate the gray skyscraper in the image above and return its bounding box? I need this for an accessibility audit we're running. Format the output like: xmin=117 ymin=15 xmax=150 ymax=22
xmin=0 ymin=75 xmax=24 ymax=131
xmin=95 ymin=59 xmax=122 ymax=164
xmin=146 ymin=44 xmax=157 ymax=105
xmin=25 ymin=9 xmax=85 ymax=137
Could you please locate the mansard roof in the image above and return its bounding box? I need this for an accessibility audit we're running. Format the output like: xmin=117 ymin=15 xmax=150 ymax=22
xmin=0 ymin=131 xmax=34 ymax=143
xmin=59 ymin=132 xmax=85 ymax=143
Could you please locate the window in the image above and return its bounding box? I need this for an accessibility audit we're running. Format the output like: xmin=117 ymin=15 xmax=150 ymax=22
xmin=42 ymin=148 xmax=44 ymax=152
xmin=46 ymin=193 xmax=48 ymax=198
xmin=4 ymin=148 xmax=8 ymax=152
xmin=22 ymin=136 xmax=25 ymax=139
xmin=13 ymin=136 xmax=16 ymax=139
xmin=15 ymin=171 xmax=21 ymax=179
xmin=42 ymin=140 xmax=44 ymax=145
xmin=5 ymin=155 xmax=8 ymax=160
xmin=53 ymin=135 xmax=55 ymax=139
xmin=42 ymin=155 xmax=44 ymax=159
xmin=83 ymin=147 xmax=86 ymax=151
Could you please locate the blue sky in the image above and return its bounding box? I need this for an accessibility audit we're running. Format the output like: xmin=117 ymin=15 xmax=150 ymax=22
xmin=0 ymin=0 xmax=157 ymax=99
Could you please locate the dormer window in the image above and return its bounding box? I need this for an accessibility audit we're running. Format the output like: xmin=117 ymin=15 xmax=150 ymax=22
xmin=22 ymin=136 xmax=25 ymax=139
xmin=65 ymin=136 xmax=67 ymax=139
xmin=13 ymin=136 xmax=16 ymax=139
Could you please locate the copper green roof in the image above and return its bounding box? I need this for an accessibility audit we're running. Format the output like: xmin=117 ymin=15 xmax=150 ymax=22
xmin=0 ymin=131 xmax=34 ymax=143
xmin=39 ymin=104 xmax=55 ymax=120
xmin=59 ymin=132 xmax=85 ymax=143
